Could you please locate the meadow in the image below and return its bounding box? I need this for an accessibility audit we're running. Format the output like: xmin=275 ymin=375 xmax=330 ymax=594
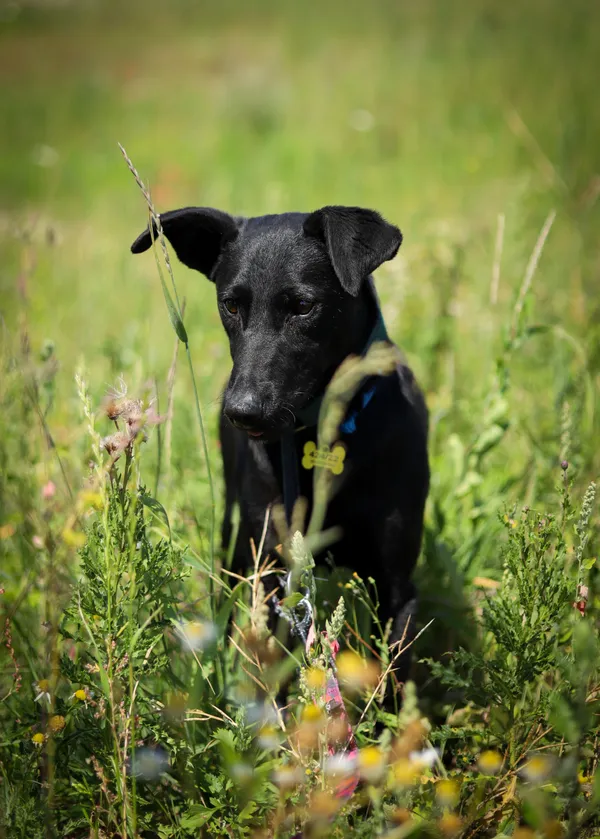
xmin=1 ymin=1 xmax=599 ymax=836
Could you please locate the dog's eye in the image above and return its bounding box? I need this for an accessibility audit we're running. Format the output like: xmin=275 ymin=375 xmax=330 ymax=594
xmin=292 ymin=299 xmax=314 ymax=316
xmin=223 ymin=298 xmax=239 ymax=315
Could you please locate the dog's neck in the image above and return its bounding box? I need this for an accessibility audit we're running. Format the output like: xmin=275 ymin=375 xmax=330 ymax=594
xmin=296 ymin=278 xmax=387 ymax=429
xmin=352 ymin=278 xmax=381 ymax=355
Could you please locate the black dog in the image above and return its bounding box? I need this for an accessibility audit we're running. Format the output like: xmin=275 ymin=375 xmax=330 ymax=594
xmin=131 ymin=205 xmax=429 ymax=670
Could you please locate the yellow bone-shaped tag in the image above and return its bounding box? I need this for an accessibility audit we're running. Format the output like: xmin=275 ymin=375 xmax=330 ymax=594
xmin=301 ymin=441 xmax=346 ymax=475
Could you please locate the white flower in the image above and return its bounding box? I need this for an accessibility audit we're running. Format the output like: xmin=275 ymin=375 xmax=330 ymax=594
xmin=34 ymin=679 xmax=51 ymax=705
xmin=323 ymin=753 xmax=357 ymax=778
xmin=129 ymin=746 xmax=169 ymax=780
xmin=273 ymin=765 xmax=303 ymax=789
xmin=409 ymin=747 xmax=439 ymax=768
xmin=175 ymin=620 xmax=216 ymax=651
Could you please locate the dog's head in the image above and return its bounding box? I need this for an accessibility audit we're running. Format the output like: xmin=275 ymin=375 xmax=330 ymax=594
xmin=131 ymin=206 xmax=401 ymax=440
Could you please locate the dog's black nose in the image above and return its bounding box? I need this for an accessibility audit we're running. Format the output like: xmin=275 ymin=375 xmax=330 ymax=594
xmin=224 ymin=394 xmax=263 ymax=431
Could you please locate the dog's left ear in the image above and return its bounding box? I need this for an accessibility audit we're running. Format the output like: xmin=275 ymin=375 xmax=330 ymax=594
xmin=303 ymin=205 xmax=402 ymax=296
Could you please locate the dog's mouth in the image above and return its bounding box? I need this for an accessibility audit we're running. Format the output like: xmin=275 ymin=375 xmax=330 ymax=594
xmin=227 ymin=415 xmax=293 ymax=442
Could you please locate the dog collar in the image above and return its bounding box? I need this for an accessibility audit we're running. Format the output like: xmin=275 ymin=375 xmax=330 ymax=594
xmin=295 ymin=307 xmax=389 ymax=430
xmin=280 ymin=304 xmax=389 ymax=523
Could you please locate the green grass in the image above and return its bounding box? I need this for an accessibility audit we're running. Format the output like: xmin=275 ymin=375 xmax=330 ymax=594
xmin=1 ymin=1 xmax=599 ymax=836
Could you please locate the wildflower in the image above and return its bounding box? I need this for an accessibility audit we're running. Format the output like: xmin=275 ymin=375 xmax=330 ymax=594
xmin=438 ymin=812 xmax=463 ymax=837
xmin=520 ymin=754 xmax=553 ymax=783
xmin=513 ymin=829 xmax=536 ymax=839
xmin=129 ymin=745 xmax=169 ymax=780
xmin=71 ymin=687 xmax=92 ymax=705
xmin=390 ymin=807 xmax=412 ymax=825
xmin=175 ymin=620 xmax=216 ymax=651
xmin=357 ymin=746 xmax=386 ymax=783
xmin=49 ymin=715 xmax=66 ymax=733
xmin=297 ymin=703 xmax=326 ymax=751
xmin=101 ymin=432 xmax=131 ymax=459
xmin=245 ymin=701 xmax=277 ymax=726
xmin=272 ymin=764 xmax=303 ymax=789
xmin=302 ymin=703 xmax=325 ymax=725
xmin=410 ymin=746 xmax=439 ymax=768
xmin=478 ymin=749 xmax=503 ymax=775
xmin=62 ymin=528 xmax=86 ymax=548
xmin=390 ymin=758 xmax=419 ymax=787
xmin=436 ymin=778 xmax=460 ymax=808
xmin=336 ymin=650 xmax=379 ymax=692
xmin=0 ymin=523 xmax=16 ymax=539
xmin=31 ymin=732 xmax=45 ymax=746
xmin=230 ymin=761 xmax=253 ymax=785
xmin=305 ymin=666 xmax=327 ymax=691
xmin=41 ymin=481 xmax=56 ymax=500
xmin=32 ymin=535 xmax=45 ymax=550
xmin=79 ymin=491 xmax=103 ymax=511
xmin=323 ymin=753 xmax=357 ymax=779
xmin=34 ymin=679 xmax=51 ymax=705
xmin=257 ymin=724 xmax=280 ymax=750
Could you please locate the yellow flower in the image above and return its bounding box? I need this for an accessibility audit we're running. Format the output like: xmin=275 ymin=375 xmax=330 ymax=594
xmin=436 ymin=778 xmax=460 ymax=808
xmin=390 ymin=758 xmax=419 ymax=787
xmin=79 ymin=491 xmax=103 ymax=511
xmin=301 ymin=703 xmax=325 ymax=725
xmin=521 ymin=754 xmax=553 ymax=783
xmin=478 ymin=749 xmax=503 ymax=775
xmin=73 ymin=689 xmax=87 ymax=702
xmin=438 ymin=812 xmax=463 ymax=837
xmin=297 ymin=703 xmax=326 ymax=751
xmin=49 ymin=715 xmax=66 ymax=733
xmin=513 ymin=829 xmax=536 ymax=839
xmin=357 ymin=746 xmax=385 ymax=783
xmin=305 ymin=667 xmax=327 ymax=691
xmin=336 ymin=651 xmax=379 ymax=692
xmin=62 ymin=528 xmax=86 ymax=548
xmin=31 ymin=732 xmax=45 ymax=746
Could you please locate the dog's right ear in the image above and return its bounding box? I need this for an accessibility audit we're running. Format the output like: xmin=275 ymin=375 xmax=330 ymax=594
xmin=130 ymin=207 xmax=240 ymax=280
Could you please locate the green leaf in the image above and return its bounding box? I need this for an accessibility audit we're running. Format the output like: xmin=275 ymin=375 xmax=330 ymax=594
xmin=215 ymin=586 xmax=242 ymax=637
xmin=158 ymin=270 xmax=188 ymax=343
xmin=582 ymin=557 xmax=596 ymax=570
xmin=150 ymin=231 xmax=188 ymax=343
xmin=180 ymin=805 xmax=219 ymax=829
xmin=140 ymin=491 xmax=171 ymax=538
xmin=472 ymin=423 xmax=506 ymax=456
xmin=280 ymin=592 xmax=304 ymax=609
xmin=548 ymin=693 xmax=580 ymax=743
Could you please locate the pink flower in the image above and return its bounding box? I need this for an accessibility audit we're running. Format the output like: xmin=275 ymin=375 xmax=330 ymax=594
xmin=42 ymin=481 xmax=56 ymax=500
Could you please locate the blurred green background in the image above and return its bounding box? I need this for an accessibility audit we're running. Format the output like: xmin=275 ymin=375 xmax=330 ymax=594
xmin=1 ymin=0 xmax=599 ymax=555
